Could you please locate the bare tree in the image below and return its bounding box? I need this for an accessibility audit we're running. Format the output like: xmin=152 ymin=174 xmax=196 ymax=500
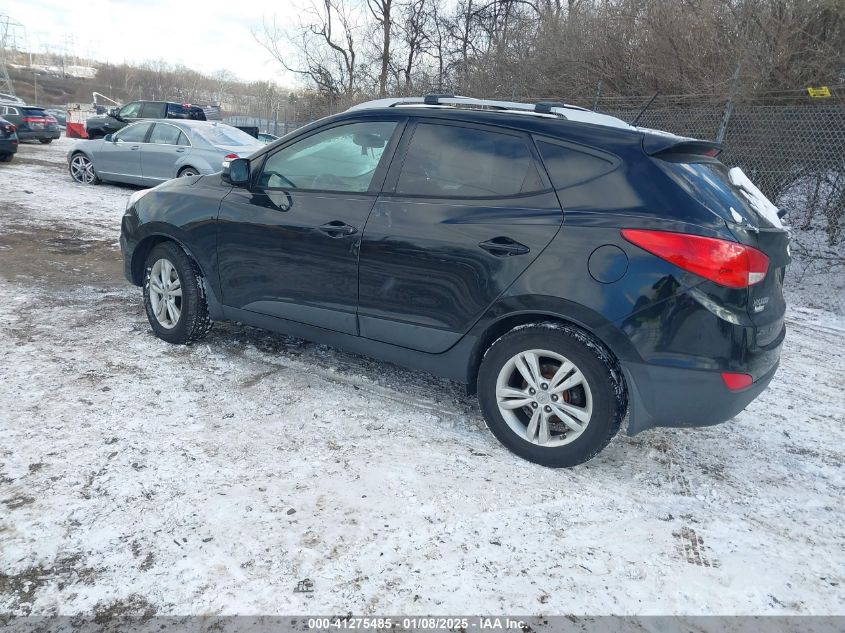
xmin=255 ymin=0 xmax=361 ymax=102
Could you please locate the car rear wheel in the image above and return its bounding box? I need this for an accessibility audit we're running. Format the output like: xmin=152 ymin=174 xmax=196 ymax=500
xmin=69 ymin=153 xmax=99 ymax=184
xmin=39 ymin=139 xmax=53 ymax=144
xmin=0 ymin=153 xmax=12 ymax=163
xmin=178 ymin=167 xmax=199 ymax=177
xmin=477 ymin=323 xmax=627 ymax=467
xmin=143 ymin=242 xmax=212 ymax=345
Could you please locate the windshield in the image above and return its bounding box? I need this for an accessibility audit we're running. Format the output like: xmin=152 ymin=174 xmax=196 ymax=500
xmin=660 ymin=160 xmax=781 ymax=229
xmin=194 ymin=124 xmax=259 ymax=148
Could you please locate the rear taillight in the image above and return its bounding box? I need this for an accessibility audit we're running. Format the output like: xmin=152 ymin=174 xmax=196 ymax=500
xmin=22 ymin=116 xmax=47 ymax=124
xmin=224 ymin=153 xmax=239 ymax=160
xmin=721 ymin=372 xmax=753 ymax=391
xmin=621 ymin=229 xmax=769 ymax=289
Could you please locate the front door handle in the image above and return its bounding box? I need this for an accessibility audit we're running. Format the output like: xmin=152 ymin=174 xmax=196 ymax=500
xmin=130 ymin=145 xmax=140 ymax=150
xmin=479 ymin=237 xmax=530 ymax=257
xmin=319 ymin=221 xmax=358 ymax=238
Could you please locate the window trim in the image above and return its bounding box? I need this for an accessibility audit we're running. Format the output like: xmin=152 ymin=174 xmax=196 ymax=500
xmin=252 ymin=118 xmax=406 ymax=196
xmin=382 ymin=118 xmax=553 ymax=200
xmin=148 ymin=122 xmax=192 ymax=147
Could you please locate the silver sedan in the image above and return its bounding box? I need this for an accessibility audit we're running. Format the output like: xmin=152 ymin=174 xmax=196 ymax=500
xmin=67 ymin=119 xmax=264 ymax=186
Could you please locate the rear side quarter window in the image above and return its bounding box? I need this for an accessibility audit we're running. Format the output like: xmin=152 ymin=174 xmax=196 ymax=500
xmin=535 ymin=139 xmax=618 ymax=190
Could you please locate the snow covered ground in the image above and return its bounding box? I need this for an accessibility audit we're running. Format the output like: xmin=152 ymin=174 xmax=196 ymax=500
xmin=1 ymin=138 xmax=844 ymax=617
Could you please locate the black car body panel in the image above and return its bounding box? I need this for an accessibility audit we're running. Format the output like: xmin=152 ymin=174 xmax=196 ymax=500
xmin=121 ymin=106 xmax=789 ymax=435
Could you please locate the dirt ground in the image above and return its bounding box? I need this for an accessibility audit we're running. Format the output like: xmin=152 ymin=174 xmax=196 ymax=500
xmin=1 ymin=138 xmax=844 ymax=617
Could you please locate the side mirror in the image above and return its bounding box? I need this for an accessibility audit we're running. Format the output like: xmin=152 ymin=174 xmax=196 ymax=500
xmin=103 ymin=133 xmax=114 ymax=143
xmin=108 ymin=107 xmax=119 ymax=118
xmin=222 ymin=157 xmax=250 ymax=186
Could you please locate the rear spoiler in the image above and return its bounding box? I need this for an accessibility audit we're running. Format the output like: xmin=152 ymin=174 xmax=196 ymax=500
xmin=642 ymin=135 xmax=723 ymax=158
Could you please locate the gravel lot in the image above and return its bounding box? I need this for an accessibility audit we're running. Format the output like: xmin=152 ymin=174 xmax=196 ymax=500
xmin=1 ymin=137 xmax=844 ymax=617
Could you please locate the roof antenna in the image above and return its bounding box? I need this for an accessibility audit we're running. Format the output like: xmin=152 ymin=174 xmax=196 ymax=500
xmin=630 ymin=92 xmax=659 ymax=126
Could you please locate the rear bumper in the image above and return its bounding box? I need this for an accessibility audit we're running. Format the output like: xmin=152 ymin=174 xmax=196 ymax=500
xmin=17 ymin=128 xmax=61 ymax=141
xmin=621 ymin=359 xmax=780 ymax=435
xmin=0 ymin=139 xmax=17 ymax=154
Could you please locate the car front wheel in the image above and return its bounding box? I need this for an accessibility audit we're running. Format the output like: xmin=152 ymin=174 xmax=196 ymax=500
xmin=69 ymin=153 xmax=99 ymax=184
xmin=143 ymin=242 xmax=212 ymax=345
xmin=477 ymin=323 xmax=627 ymax=467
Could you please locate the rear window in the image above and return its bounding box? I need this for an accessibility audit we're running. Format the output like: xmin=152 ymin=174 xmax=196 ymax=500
xmin=22 ymin=107 xmax=46 ymax=116
xmin=661 ymin=161 xmax=779 ymax=229
xmin=194 ymin=124 xmax=258 ymax=147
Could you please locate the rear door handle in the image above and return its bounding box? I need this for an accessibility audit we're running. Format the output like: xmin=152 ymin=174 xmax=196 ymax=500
xmin=319 ymin=221 xmax=358 ymax=238
xmin=130 ymin=145 xmax=140 ymax=150
xmin=479 ymin=237 xmax=530 ymax=257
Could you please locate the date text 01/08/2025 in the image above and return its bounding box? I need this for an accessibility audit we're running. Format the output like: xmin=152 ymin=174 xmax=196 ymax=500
xmin=306 ymin=618 xmax=527 ymax=630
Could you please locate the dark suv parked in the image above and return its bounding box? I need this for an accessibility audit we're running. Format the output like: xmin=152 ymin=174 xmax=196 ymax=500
xmin=85 ymin=101 xmax=221 ymax=139
xmin=120 ymin=95 xmax=789 ymax=467
xmin=0 ymin=104 xmax=61 ymax=143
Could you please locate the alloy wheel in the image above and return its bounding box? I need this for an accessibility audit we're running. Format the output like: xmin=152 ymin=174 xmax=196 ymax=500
xmin=70 ymin=154 xmax=96 ymax=184
xmin=149 ymin=258 xmax=182 ymax=329
xmin=495 ymin=349 xmax=593 ymax=447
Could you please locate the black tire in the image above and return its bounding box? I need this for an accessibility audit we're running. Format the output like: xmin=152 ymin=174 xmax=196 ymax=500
xmin=178 ymin=166 xmax=199 ymax=177
xmin=477 ymin=323 xmax=627 ymax=467
xmin=143 ymin=242 xmax=212 ymax=345
xmin=39 ymin=139 xmax=53 ymax=144
xmin=0 ymin=153 xmax=13 ymax=163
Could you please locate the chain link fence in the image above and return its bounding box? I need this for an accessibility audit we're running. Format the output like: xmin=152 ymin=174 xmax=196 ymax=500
xmin=595 ymin=93 xmax=845 ymax=245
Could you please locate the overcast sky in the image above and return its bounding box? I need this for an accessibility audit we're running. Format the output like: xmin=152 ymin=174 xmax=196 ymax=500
xmin=3 ymin=0 xmax=307 ymax=85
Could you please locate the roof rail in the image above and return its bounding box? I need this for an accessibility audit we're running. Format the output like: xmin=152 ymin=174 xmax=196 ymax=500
xmin=346 ymin=95 xmax=636 ymax=131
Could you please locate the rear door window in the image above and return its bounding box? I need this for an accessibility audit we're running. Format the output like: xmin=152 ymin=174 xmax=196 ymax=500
xmin=149 ymin=123 xmax=182 ymax=145
xmin=139 ymin=102 xmax=166 ymax=118
xmin=396 ymin=123 xmax=543 ymax=198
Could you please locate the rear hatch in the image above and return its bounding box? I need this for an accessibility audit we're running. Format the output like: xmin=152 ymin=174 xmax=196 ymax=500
xmin=647 ymin=137 xmax=790 ymax=335
xmin=20 ymin=107 xmax=55 ymax=132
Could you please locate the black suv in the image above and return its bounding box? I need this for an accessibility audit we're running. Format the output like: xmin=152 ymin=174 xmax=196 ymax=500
xmin=120 ymin=95 xmax=789 ymax=467
xmin=0 ymin=104 xmax=61 ymax=143
xmin=85 ymin=101 xmax=221 ymax=139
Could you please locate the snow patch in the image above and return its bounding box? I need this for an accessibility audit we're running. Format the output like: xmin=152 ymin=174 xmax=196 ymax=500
xmin=729 ymin=167 xmax=784 ymax=228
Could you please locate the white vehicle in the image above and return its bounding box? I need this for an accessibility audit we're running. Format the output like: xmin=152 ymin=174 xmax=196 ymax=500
xmin=0 ymin=93 xmax=26 ymax=106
